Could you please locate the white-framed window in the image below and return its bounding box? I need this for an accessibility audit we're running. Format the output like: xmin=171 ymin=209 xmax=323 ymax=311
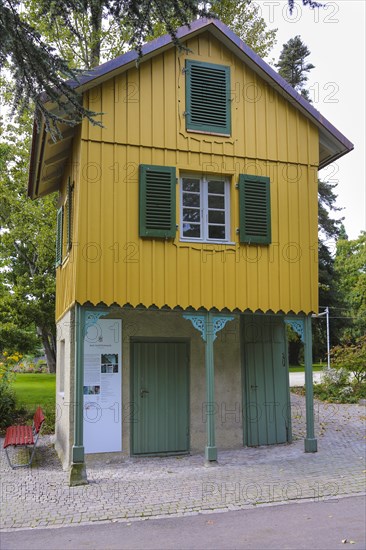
xmin=180 ymin=175 xmax=230 ymax=242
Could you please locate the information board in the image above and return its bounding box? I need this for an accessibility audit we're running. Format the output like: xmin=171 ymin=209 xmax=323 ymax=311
xmin=83 ymin=316 xmax=122 ymax=453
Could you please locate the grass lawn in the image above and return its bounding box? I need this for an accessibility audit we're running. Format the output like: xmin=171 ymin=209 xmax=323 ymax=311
xmin=11 ymin=373 xmax=56 ymax=433
xmin=289 ymin=364 xmax=324 ymax=373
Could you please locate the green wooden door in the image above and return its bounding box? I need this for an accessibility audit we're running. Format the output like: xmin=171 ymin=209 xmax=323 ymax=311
xmin=242 ymin=316 xmax=291 ymax=446
xmin=132 ymin=341 xmax=189 ymax=455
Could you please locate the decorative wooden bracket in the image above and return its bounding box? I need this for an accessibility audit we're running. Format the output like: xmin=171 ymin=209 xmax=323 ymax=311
xmin=285 ymin=317 xmax=305 ymax=343
xmin=183 ymin=313 xmax=235 ymax=341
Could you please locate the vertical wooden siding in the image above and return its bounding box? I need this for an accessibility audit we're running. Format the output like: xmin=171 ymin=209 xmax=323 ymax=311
xmin=56 ymin=32 xmax=319 ymax=319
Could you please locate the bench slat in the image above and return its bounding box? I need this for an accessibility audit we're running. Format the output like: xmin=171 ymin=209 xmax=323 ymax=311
xmin=3 ymin=407 xmax=45 ymax=469
xmin=4 ymin=425 xmax=34 ymax=448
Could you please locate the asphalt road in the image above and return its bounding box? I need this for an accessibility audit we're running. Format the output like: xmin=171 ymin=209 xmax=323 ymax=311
xmin=1 ymin=495 xmax=365 ymax=550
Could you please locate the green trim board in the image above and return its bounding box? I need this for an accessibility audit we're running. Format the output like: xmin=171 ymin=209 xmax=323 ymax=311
xmin=303 ymin=315 xmax=317 ymax=452
xmin=55 ymin=206 xmax=63 ymax=266
xmin=71 ymin=304 xmax=86 ymax=474
xmin=204 ymin=311 xmax=217 ymax=462
xmin=66 ymin=178 xmax=73 ymax=252
xmin=185 ymin=60 xmax=231 ymax=136
xmin=72 ymin=304 xmax=84 ymax=460
xmin=139 ymin=165 xmax=176 ymax=238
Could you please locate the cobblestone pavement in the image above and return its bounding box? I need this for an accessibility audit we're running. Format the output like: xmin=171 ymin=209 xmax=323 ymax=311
xmin=1 ymin=394 xmax=365 ymax=531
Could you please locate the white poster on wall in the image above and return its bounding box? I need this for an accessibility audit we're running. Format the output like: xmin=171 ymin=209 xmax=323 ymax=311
xmin=83 ymin=316 xmax=122 ymax=454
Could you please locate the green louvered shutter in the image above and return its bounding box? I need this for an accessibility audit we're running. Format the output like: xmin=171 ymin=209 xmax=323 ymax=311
xmin=66 ymin=179 xmax=73 ymax=252
xmin=55 ymin=206 xmax=63 ymax=266
xmin=139 ymin=165 xmax=176 ymax=238
xmin=239 ymin=175 xmax=271 ymax=244
xmin=185 ymin=60 xmax=231 ymax=135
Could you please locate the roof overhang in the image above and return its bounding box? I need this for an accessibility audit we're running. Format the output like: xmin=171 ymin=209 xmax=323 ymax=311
xmin=28 ymin=18 xmax=353 ymax=199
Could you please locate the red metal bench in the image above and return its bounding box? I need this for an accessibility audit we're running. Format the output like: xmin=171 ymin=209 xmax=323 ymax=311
xmin=3 ymin=407 xmax=45 ymax=469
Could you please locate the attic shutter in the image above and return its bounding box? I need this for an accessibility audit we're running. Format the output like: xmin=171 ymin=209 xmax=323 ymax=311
xmin=239 ymin=175 xmax=271 ymax=244
xmin=56 ymin=207 xmax=63 ymax=266
xmin=66 ymin=178 xmax=73 ymax=252
xmin=185 ymin=60 xmax=231 ymax=135
xmin=139 ymin=165 xmax=176 ymax=238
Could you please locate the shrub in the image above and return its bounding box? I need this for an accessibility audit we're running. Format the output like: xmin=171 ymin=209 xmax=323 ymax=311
xmin=0 ymin=354 xmax=18 ymax=430
xmin=322 ymin=367 xmax=349 ymax=387
xmin=0 ymin=384 xmax=17 ymax=430
xmin=11 ymin=356 xmax=48 ymax=374
xmin=331 ymin=335 xmax=366 ymax=384
xmin=312 ymin=362 xmax=365 ymax=404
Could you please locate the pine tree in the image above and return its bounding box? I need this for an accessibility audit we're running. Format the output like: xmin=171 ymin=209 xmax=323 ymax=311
xmin=0 ymin=0 xmax=212 ymax=138
xmin=276 ymin=35 xmax=315 ymax=101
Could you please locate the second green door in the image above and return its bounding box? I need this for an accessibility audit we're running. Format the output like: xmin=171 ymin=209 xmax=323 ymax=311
xmin=132 ymin=341 xmax=189 ymax=455
xmin=242 ymin=315 xmax=291 ymax=447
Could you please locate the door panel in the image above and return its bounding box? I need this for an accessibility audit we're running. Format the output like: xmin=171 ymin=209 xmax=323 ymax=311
xmin=243 ymin=316 xmax=290 ymax=446
xmin=132 ymin=342 xmax=189 ymax=455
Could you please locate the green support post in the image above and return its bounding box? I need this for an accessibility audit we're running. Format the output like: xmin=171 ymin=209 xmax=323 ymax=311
xmin=183 ymin=311 xmax=233 ymax=464
xmin=304 ymin=315 xmax=317 ymax=453
xmin=69 ymin=303 xmax=88 ymax=485
xmin=205 ymin=311 xmax=217 ymax=463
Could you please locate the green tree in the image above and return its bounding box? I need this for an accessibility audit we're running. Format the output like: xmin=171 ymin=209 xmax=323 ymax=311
xmin=208 ymin=0 xmax=277 ymax=58
xmin=23 ymin=0 xmax=132 ymax=70
xmin=335 ymin=232 xmax=366 ymax=340
xmin=276 ymin=35 xmax=315 ymax=101
xmin=0 ymin=115 xmax=57 ymax=372
xmin=315 ymin=182 xmax=348 ymax=360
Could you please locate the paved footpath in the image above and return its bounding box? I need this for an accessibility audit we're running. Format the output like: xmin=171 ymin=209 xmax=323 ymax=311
xmin=1 ymin=395 xmax=365 ymax=531
xmin=2 ymin=496 xmax=365 ymax=549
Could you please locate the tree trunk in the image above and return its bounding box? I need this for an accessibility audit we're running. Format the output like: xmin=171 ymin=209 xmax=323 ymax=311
xmin=40 ymin=327 xmax=57 ymax=373
xmin=90 ymin=1 xmax=103 ymax=68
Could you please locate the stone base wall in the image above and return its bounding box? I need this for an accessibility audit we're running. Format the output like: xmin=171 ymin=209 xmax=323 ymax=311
xmin=56 ymin=306 xmax=243 ymax=467
xmin=55 ymin=308 xmax=75 ymax=470
xmin=116 ymin=309 xmax=242 ymax=454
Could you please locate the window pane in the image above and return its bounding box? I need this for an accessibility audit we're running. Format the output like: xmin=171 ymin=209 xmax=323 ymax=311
xmin=183 ymin=193 xmax=200 ymax=207
xmin=208 ymin=225 xmax=226 ymax=240
xmin=208 ymin=210 xmax=225 ymax=224
xmin=183 ymin=223 xmax=201 ymax=238
xmin=208 ymin=195 xmax=225 ymax=209
xmin=183 ymin=208 xmax=200 ymax=223
xmin=183 ymin=178 xmax=200 ymax=192
xmin=208 ymin=180 xmax=224 ymax=194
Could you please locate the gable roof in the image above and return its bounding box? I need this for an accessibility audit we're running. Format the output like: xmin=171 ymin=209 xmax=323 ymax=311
xmin=28 ymin=17 xmax=353 ymax=199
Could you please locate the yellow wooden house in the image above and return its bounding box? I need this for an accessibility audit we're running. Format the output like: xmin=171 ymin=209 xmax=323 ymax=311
xmin=28 ymin=18 xmax=353 ymax=484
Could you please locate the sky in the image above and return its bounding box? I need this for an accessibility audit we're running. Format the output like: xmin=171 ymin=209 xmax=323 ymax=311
xmin=257 ymin=0 xmax=365 ymax=241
